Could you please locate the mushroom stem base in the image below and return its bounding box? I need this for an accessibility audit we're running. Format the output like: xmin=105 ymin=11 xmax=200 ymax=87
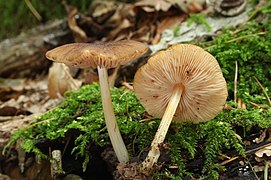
xmin=98 ymin=66 xmax=129 ymax=163
xmin=142 ymin=86 xmax=183 ymax=170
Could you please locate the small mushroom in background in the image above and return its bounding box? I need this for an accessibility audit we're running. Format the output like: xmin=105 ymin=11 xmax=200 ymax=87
xmin=133 ymin=44 xmax=228 ymax=170
xmin=45 ymin=40 xmax=149 ymax=163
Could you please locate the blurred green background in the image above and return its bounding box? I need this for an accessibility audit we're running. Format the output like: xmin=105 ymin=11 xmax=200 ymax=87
xmin=0 ymin=0 xmax=93 ymax=40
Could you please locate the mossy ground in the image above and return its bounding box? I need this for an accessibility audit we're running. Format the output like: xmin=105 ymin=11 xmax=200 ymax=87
xmin=4 ymin=83 xmax=271 ymax=179
xmin=3 ymin=1 xmax=271 ymax=179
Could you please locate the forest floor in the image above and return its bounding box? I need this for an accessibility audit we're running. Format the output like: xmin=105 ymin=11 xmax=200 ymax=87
xmin=1 ymin=0 xmax=271 ymax=179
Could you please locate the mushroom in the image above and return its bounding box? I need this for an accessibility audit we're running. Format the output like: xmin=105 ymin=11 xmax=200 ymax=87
xmin=133 ymin=44 xmax=227 ymax=169
xmin=45 ymin=40 xmax=149 ymax=163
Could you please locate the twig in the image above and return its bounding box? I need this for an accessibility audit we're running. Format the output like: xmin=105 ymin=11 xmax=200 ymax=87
xmin=250 ymin=102 xmax=269 ymax=109
xmin=247 ymin=160 xmax=261 ymax=180
xmin=24 ymin=0 xmax=42 ymax=21
xmin=227 ymin=32 xmax=266 ymax=43
xmin=139 ymin=117 xmax=153 ymax=122
xmin=253 ymin=76 xmax=271 ymax=107
xmin=25 ymin=117 xmax=57 ymax=129
xmin=245 ymin=142 xmax=271 ymax=154
xmin=234 ymin=61 xmax=238 ymax=103
xmin=250 ymin=102 xmax=260 ymax=108
xmin=218 ymin=156 xmax=239 ymax=166
xmin=62 ymin=135 xmax=71 ymax=157
xmin=205 ymin=32 xmax=266 ymax=50
xmin=24 ymin=104 xmax=88 ymax=129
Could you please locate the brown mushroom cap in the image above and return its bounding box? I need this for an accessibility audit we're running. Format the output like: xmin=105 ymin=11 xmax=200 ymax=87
xmin=45 ymin=40 xmax=149 ymax=69
xmin=134 ymin=44 xmax=228 ymax=123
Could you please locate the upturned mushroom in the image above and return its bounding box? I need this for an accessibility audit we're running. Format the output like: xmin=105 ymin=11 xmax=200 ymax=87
xmin=46 ymin=40 xmax=149 ymax=163
xmin=133 ymin=44 xmax=227 ymax=169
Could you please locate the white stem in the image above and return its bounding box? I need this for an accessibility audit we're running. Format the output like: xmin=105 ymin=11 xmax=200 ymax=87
xmin=142 ymin=86 xmax=183 ymax=169
xmin=97 ymin=66 xmax=129 ymax=163
xmin=234 ymin=61 xmax=238 ymax=103
xmin=264 ymin=161 xmax=268 ymax=180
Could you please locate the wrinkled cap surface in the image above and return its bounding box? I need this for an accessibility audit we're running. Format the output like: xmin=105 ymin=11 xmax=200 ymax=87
xmin=134 ymin=44 xmax=228 ymax=123
xmin=45 ymin=40 xmax=149 ymax=69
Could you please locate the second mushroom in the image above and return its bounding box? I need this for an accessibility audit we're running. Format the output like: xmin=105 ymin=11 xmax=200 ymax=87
xmin=134 ymin=44 xmax=228 ymax=169
xmin=46 ymin=40 xmax=149 ymax=163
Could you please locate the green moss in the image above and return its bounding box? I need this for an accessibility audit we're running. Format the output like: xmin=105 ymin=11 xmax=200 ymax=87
xmin=3 ymin=83 xmax=271 ymax=179
xmin=187 ymin=14 xmax=212 ymax=32
xmin=202 ymin=2 xmax=271 ymax=101
xmin=206 ymin=25 xmax=271 ymax=100
xmin=3 ymin=83 xmax=147 ymax=170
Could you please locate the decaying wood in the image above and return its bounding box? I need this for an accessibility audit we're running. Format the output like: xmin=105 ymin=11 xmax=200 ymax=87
xmin=0 ymin=20 xmax=72 ymax=78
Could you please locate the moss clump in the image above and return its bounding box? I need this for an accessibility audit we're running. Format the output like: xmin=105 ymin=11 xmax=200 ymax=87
xmin=202 ymin=1 xmax=271 ymax=101
xmin=157 ymin=107 xmax=271 ymax=179
xmin=3 ymin=83 xmax=149 ymax=171
xmin=4 ymin=83 xmax=271 ymax=179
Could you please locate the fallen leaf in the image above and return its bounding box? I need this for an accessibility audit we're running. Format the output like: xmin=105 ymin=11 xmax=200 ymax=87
xmin=253 ymin=161 xmax=271 ymax=172
xmin=255 ymin=145 xmax=271 ymax=157
xmin=0 ymin=78 xmax=25 ymax=91
xmin=0 ymin=114 xmax=38 ymax=138
xmin=107 ymin=19 xmax=132 ymax=40
xmin=187 ymin=2 xmax=204 ymax=13
xmin=223 ymin=104 xmax=234 ymax=110
xmin=253 ymin=128 xmax=271 ymax=144
xmin=135 ymin=0 xmax=173 ymax=12
xmin=253 ymin=165 xmax=265 ymax=172
xmin=152 ymin=15 xmax=186 ymax=44
xmin=254 ymin=129 xmax=267 ymax=144
xmin=89 ymin=0 xmax=118 ymax=24
xmin=63 ymin=2 xmax=88 ymax=42
xmin=266 ymin=128 xmax=271 ymax=142
xmin=83 ymin=68 xmax=99 ymax=84
xmin=0 ymin=78 xmax=26 ymax=101
xmin=48 ymin=63 xmax=82 ymax=99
